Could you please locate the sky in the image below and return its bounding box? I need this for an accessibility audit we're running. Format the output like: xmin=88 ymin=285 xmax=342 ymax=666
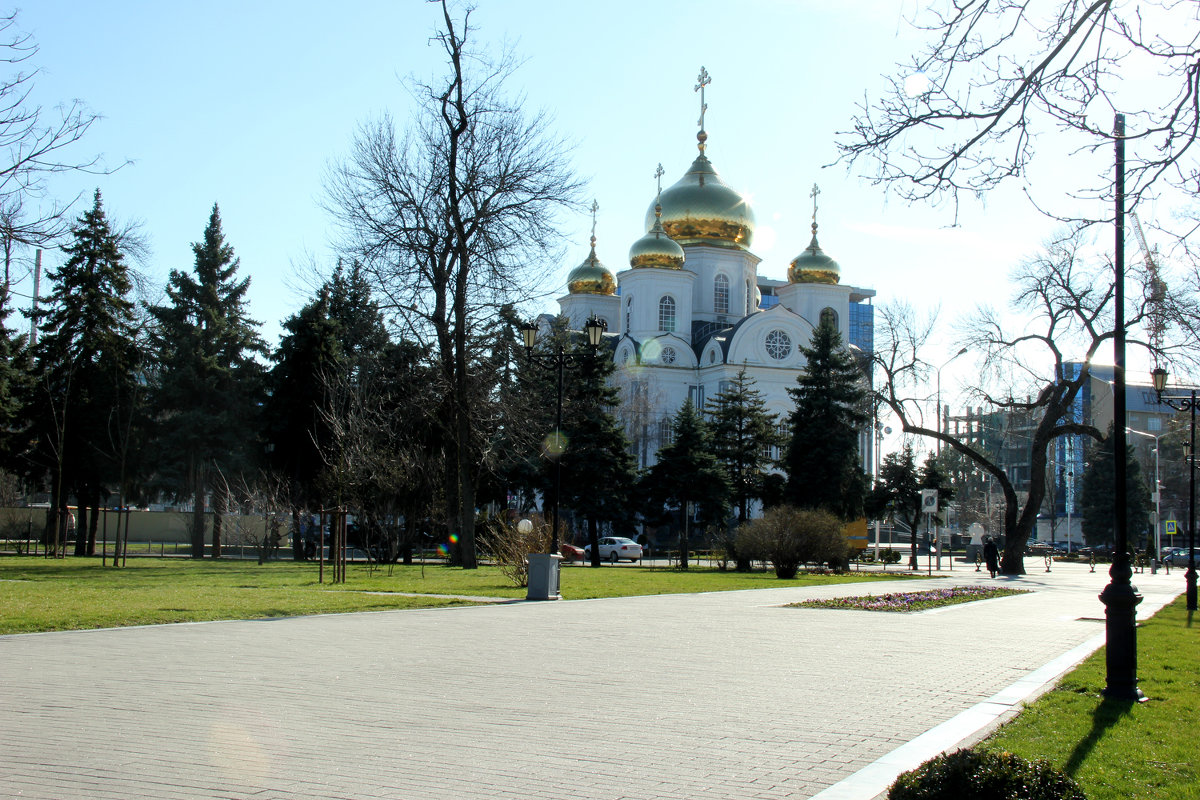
xmin=8 ymin=0 xmax=1162 ymax=447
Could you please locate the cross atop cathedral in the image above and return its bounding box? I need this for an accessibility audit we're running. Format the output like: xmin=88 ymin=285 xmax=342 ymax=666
xmin=810 ymin=183 xmax=821 ymax=225
xmin=695 ymin=66 xmax=711 ymax=131
xmin=654 ymin=163 xmax=665 ymax=195
xmin=589 ymin=199 xmax=599 ymax=245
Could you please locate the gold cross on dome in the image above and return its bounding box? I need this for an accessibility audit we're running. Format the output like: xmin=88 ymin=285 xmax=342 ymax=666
xmin=810 ymin=183 xmax=821 ymax=223
xmin=654 ymin=163 xmax=664 ymax=195
xmin=590 ymin=199 xmax=599 ymax=243
xmin=695 ymin=66 xmax=711 ymax=130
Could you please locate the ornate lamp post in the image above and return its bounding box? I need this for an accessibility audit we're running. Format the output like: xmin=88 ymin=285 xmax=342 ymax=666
xmin=519 ymin=316 xmax=608 ymax=558
xmin=1151 ymin=366 xmax=1197 ymax=611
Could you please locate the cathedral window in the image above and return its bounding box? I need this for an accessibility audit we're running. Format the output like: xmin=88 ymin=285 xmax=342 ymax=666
xmin=658 ymin=295 xmax=676 ymax=332
xmin=820 ymin=307 xmax=838 ymax=330
xmin=661 ymin=346 xmax=677 ymax=365
xmin=746 ymin=280 xmax=753 ymax=314
xmin=657 ymin=418 xmax=674 ymax=447
xmin=714 ymin=273 xmax=729 ymax=315
xmin=765 ymin=329 xmax=792 ymax=360
xmin=625 ymin=296 xmax=633 ymax=332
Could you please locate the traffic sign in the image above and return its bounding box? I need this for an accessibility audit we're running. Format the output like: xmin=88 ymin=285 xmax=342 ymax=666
xmin=1165 ymin=520 xmax=1177 ymax=535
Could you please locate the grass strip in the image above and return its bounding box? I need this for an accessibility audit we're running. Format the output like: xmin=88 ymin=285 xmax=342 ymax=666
xmin=0 ymin=556 xmax=928 ymax=634
xmin=790 ymin=585 xmax=1030 ymax=612
xmin=981 ymin=596 xmax=1199 ymax=800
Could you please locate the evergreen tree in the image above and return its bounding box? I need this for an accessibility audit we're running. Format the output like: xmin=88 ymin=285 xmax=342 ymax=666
xmin=706 ymin=367 xmax=781 ymax=523
xmin=147 ymin=204 xmax=265 ymax=558
xmin=558 ymin=329 xmax=638 ymax=567
xmin=1079 ymin=427 xmax=1151 ymax=549
xmin=0 ymin=282 xmax=28 ymax=473
xmin=783 ymin=318 xmax=869 ymax=520
xmin=24 ymin=190 xmax=140 ymax=554
xmin=865 ymin=446 xmax=921 ymax=566
xmin=642 ymin=398 xmax=729 ymax=569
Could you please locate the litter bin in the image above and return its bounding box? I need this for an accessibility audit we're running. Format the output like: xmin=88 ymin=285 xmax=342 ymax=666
xmin=526 ymin=553 xmax=563 ymax=601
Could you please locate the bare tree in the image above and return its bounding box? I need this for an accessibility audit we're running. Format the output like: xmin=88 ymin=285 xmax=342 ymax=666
xmin=838 ymin=0 xmax=1199 ymax=228
xmin=0 ymin=11 xmax=111 ymax=249
xmin=874 ymin=231 xmax=1193 ymax=573
xmin=325 ymin=0 xmax=583 ymax=568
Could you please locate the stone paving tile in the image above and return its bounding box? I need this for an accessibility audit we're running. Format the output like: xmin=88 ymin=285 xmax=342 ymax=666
xmin=0 ymin=562 xmax=1183 ymax=800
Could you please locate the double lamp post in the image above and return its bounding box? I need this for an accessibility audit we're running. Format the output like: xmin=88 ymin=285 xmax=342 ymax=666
xmin=519 ymin=315 xmax=607 ymax=600
xmin=1150 ymin=367 xmax=1197 ymax=612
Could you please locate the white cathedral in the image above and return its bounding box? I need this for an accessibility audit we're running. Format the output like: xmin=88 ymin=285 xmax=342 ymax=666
xmin=551 ymin=74 xmax=876 ymax=471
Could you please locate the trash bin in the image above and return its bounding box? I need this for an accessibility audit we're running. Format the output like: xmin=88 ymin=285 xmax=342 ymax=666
xmin=526 ymin=553 xmax=563 ymax=601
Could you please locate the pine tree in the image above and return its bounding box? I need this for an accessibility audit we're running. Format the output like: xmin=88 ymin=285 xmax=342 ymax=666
xmin=642 ymin=398 xmax=729 ymax=569
xmin=783 ymin=318 xmax=869 ymax=520
xmin=706 ymin=368 xmax=781 ymax=523
xmin=25 ymin=190 xmax=139 ymax=554
xmin=558 ymin=330 xmax=638 ymax=567
xmin=147 ymin=204 xmax=265 ymax=558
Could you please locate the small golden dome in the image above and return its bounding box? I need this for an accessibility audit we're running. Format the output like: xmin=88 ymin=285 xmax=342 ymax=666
xmin=646 ymin=153 xmax=754 ymax=249
xmin=629 ymin=203 xmax=685 ymax=269
xmin=566 ymin=243 xmax=616 ymax=295
xmin=788 ymin=223 xmax=841 ymax=285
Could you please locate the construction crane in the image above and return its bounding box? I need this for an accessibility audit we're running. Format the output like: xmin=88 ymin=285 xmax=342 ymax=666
xmin=1130 ymin=211 xmax=1167 ymax=354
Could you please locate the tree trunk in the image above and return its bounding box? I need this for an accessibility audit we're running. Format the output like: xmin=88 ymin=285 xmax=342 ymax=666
xmin=191 ymin=484 xmax=205 ymax=559
xmin=212 ymin=486 xmax=225 ymax=559
xmin=86 ymin=502 xmax=99 ymax=556
xmin=73 ymin=498 xmax=88 ymax=557
xmin=588 ymin=516 xmax=601 ymax=568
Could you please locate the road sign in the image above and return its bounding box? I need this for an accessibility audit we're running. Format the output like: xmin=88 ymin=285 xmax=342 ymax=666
xmin=1165 ymin=520 xmax=1177 ymax=535
xmin=921 ymin=489 xmax=939 ymax=512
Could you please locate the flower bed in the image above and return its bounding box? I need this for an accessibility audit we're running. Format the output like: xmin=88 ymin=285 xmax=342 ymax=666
xmin=790 ymin=585 xmax=1030 ymax=612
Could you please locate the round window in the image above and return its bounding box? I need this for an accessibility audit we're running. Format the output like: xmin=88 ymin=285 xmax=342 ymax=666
xmin=661 ymin=346 xmax=677 ymax=365
xmin=765 ymin=329 xmax=791 ymax=360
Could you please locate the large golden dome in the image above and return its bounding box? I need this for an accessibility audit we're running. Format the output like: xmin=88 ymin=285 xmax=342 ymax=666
xmin=566 ymin=241 xmax=616 ymax=295
xmin=645 ymin=152 xmax=754 ymax=249
xmin=629 ymin=203 xmax=685 ymax=269
xmin=788 ymin=224 xmax=841 ymax=284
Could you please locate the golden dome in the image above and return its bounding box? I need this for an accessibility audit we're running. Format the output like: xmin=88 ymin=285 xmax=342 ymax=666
xmin=629 ymin=202 xmax=686 ymax=269
xmin=788 ymin=223 xmax=841 ymax=284
xmin=645 ymin=152 xmax=754 ymax=249
xmin=566 ymin=242 xmax=616 ymax=295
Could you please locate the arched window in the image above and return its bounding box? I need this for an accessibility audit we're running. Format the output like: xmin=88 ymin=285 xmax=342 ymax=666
xmin=625 ymin=296 xmax=633 ymax=333
xmin=820 ymin=307 xmax=838 ymax=330
xmin=658 ymin=295 xmax=676 ymax=332
xmin=714 ymin=273 xmax=729 ymax=315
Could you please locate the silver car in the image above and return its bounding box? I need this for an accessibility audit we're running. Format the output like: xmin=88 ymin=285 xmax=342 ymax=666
xmin=585 ymin=537 xmax=644 ymax=563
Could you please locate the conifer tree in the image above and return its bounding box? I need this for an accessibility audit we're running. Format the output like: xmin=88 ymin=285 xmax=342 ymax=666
xmin=1079 ymin=426 xmax=1151 ymax=549
xmin=783 ymin=319 xmax=869 ymax=520
xmin=706 ymin=368 xmax=781 ymax=523
xmin=642 ymin=398 xmax=729 ymax=569
xmin=25 ymin=190 xmax=139 ymax=554
xmin=558 ymin=331 xmax=638 ymax=567
xmin=147 ymin=204 xmax=264 ymax=558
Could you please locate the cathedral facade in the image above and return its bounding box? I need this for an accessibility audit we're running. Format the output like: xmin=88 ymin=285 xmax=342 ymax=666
xmin=551 ymin=96 xmax=876 ymax=472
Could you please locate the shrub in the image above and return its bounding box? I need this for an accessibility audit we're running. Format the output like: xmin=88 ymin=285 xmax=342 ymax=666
xmin=735 ymin=506 xmax=849 ymax=579
xmin=488 ymin=516 xmax=554 ymax=587
xmin=888 ymin=748 xmax=1086 ymax=800
xmin=880 ymin=548 xmax=902 ymax=565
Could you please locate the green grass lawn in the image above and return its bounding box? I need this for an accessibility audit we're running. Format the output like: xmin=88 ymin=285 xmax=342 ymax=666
xmin=0 ymin=555 xmax=923 ymax=634
xmin=982 ymin=597 xmax=1199 ymax=800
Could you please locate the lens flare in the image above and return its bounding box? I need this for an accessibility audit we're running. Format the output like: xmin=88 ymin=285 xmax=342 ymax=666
xmin=542 ymin=431 xmax=568 ymax=458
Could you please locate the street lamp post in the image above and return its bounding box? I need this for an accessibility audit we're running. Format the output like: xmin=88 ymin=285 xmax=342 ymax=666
xmin=1150 ymin=367 xmax=1197 ymax=611
xmin=519 ymin=316 xmax=608 ymax=558
xmin=1127 ymin=427 xmax=1164 ymax=563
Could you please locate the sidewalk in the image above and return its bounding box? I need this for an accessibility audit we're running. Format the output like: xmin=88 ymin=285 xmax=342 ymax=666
xmin=0 ymin=561 xmax=1184 ymax=800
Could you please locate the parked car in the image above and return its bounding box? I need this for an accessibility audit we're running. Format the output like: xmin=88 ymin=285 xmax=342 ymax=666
xmin=1164 ymin=548 xmax=1198 ymax=566
xmin=584 ymin=536 xmax=643 ymax=563
xmin=559 ymin=543 xmax=586 ymax=562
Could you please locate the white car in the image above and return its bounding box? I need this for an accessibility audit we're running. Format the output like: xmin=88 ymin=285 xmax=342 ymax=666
xmin=585 ymin=537 xmax=643 ymax=563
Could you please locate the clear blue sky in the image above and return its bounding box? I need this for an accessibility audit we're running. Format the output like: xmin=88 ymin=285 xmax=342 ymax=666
xmin=16 ymin=0 xmax=1128 ymax=434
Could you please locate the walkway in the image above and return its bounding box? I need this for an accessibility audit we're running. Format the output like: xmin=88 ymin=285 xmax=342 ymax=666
xmin=0 ymin=561 xmax=1183 ymax=800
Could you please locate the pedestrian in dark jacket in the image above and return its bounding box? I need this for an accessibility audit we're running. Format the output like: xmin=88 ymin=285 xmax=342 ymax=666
xmin=983 ymin=536 xmax=1000 ymax=578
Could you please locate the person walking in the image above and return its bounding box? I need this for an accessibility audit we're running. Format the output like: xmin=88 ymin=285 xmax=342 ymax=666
xmin=983 ymin=536 xmax=1000 ymax=578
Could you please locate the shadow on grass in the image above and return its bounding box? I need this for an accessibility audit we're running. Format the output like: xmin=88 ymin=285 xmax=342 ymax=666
xmin=1188 ymin=609 xmax=1195 ymax=628
xmin=1064 ymin=696 xmax=1137 ymax=777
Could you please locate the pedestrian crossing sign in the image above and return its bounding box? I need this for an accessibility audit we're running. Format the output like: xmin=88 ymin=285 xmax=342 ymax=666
xmin=1165 ymin=520 xmax=1177 ymax=534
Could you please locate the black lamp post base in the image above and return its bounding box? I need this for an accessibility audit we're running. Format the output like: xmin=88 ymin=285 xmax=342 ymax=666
xmin=1099 ymin=579 xmax=1145 ymax=701
xmin=1186 ymin=568 xmax=1197 ymax=612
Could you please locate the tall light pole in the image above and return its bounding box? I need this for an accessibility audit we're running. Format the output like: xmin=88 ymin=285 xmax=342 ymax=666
xmin=519 ymin=316 xmax=607 ymax=557
xmin=1098 ymin=112 xmax=1142 ymax=701
xmin=1151 ymin=367 xmax=1197 ymax=611
xmin=1127 ymin=427 xmax=1164 ymax=561
xmin=935 ymin=347 xmax=969 ymax=457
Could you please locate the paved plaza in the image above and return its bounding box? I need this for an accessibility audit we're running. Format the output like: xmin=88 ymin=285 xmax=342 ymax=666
xmin=0 ymin=561 xmax=1185 ymax=800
